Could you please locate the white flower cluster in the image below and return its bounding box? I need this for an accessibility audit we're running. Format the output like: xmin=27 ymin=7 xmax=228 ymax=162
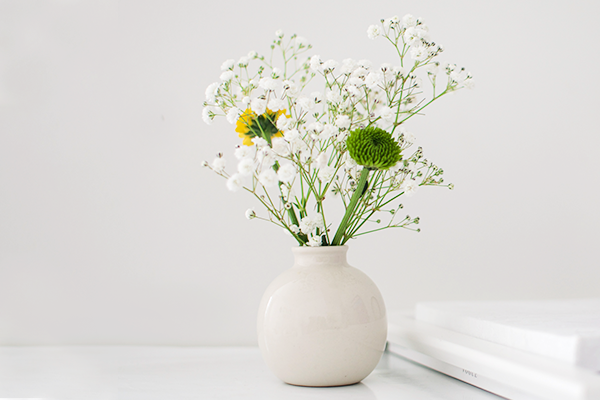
xmin=373 ymin=15 xmax=473 ymax=88
xmin=202 ymin=17 xmax=471 ymax=245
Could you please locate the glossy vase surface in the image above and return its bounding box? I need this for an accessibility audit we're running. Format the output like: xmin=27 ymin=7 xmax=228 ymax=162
xmin=257 ymin=245 xmax=387 ymax=387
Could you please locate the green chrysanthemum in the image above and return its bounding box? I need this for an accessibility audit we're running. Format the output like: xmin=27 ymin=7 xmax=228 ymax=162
xmin=346 ymin=127 xmax=402 ymax=170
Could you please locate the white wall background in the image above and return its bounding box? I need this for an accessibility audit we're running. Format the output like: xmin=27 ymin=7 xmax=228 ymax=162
xmin=1 ymin=0 xmax=599 ymax=346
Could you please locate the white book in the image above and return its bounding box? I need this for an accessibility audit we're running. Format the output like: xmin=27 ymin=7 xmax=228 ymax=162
xmin=387 ymin=312 xmax=600 ymax=400
xmin=416 ymin=299 xmax=600 ymax=371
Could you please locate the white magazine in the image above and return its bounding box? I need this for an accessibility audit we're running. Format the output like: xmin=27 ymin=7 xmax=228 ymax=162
xmin=387 ymin=312 xmax=600 ymax=400
xmin=416 ymin=299 xmax=600 ymax=371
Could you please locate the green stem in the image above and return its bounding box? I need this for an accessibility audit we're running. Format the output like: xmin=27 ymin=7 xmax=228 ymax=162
xmin=272 ymin=162 xmax=306 ymax=245
xmin=331 ymin=168 xmax=371 ymax=245
xmin=394 ymin=90 xmax=448 ymax=129
xmin=343 ymin=169 xmax=384 ymax=241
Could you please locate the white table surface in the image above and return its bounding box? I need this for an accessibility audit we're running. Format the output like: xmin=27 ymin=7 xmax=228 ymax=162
xmin=0 ymin=346 xmax=504 ymax=399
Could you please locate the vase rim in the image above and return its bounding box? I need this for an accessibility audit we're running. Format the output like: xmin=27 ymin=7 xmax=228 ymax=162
xmin=291 ymin=245 xmax=348 ymax=254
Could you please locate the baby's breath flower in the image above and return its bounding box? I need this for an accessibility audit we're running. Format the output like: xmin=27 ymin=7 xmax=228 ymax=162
xmin=322 ymin=59 xmax=338 ymax=73
xmin=284 ymin=129 xmax=300 ymax=141
xmin=280 ymin=184 xmax=292 ymax=200
xmin=202 ymin=106 xmax=215 ymax=125
xmin=344 ymin=84 xmax=361 ymax=98
xmin=404 ymin=27 xmax=422 ymax=46
xmin=276 ymin=114 xmax=290 ymax=130
xmin=425 ymin=62 xmax=439 ymax=75
xmin=367 ymin=24 xmax=381 ymax=39
xmin=417 ymin=23 xmax=430 ymax=39
xmin=259 ymin=77 xmax=278 ymax=91
xmin=335 ymin=129 xmax=348 ymax=142
xmin=299 ymin=215 xmax=324 ymax=235
xmin=258 ymin=148 xmax=276 ymax=168
xmin=449 ymin=69 xmax=463 ymax=83
xmin=347 ymin=76 xmax=364 ymax=87
xmin=365 ymin=71 xmax=383 ymax=89
xmin=351 ymin=67 xmax=368 ymax=79
xmin=463 ymin=75 xmax=475 ymax=89
xmin=250 ymin=98 xmax=267 ymax=115
xmin=245 ymin=208 xmax=256 ymax=219
xmin=340 ymin=58 xmax=356 ymax=74
xmin=283 ymin=80 xmax=300 ymax=97
xmin=220 ymin=70 xmax=235 ymax=81
xmin=237 ymin=158 xmax=255 ymax=176
xmin=444 ymin=62 xmax=457 ymax=73
xmin=205 ymin=82 xmax=220 ymax=102
xmin=267 ymin=98 xmax=286 ymax=112
xmin=320 ymin=124 xmax=338 ymax=140
xmin=311 ymin=91 xmax=323 ymax=103
xmin=226 ymin=174 xmax=243 ymax=192
xmin=400 ymin=179 xmax=419 ymax=196
xmin=247 ymin=50 xmax=258 ymax=59
xmin=309 ymin=55 xmax=322 ymax=72
xmin=393 ymin=65 xmax=407 ymax=78
xmin=297 ymin=96 xmax=315 ymax=111
xmin=318 ymin=166 xmax=336 ymax=183
xmin=237 ymin=56 xmax=249 ymax=67
xmin=399 ymin=127 xmax=416 ymax=144
xmin=258 ymin=169 xmax=278 ymax=187
xmin=401 ymin=14 xmax=417 ymax=28
xmin=326 ymin=89 xmax=343 ymax=104
xmin=226 ymin=107 xmax=241 ymax=124
xmin=382 ymin=18 xmax=392 ymax=30
xmin=275 ymin=29 xmax=284 ymax=38
xmin=378 ymin=106 xmax=394 ymax=122
xmin=380 ymin=63 xmax=392 ymax=72
xmin=212 ymin=156 xmax=226 ymax=173
xmin=307 ymin=122 xmax=324 ymax=136
xmin=272 ymin=137 xmax=290 ymax=157
xmin=307 ymin=236 xmax=322 ymax=247
xmin=410 ymin=46 xmax=429 ymax=61
xmin=391 ymin=174 xmax=403 ymax=187
xmin=220 ymin=59 xmax=235 ymax=71
xmin=314 ymin=152 xmax=328 ymax=168
xmin=252 ymin=137 xmax=269 ymax=148
xmin=382 ymin=15 xmax=399 ymax=30
xmin=277 ymin=163 xmax=297 ymax=183
xmin=335 ymin=115 xmax=351 ymax=130
xmin=295 ymin=36 xmax=309 ymax=47
xmin=234 ymin=145 xmax=253 ymax=160
xmin=293 ymin=137 xmax=310 ymax=158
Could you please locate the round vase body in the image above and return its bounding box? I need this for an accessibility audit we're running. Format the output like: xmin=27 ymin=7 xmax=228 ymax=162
xmin=257 ymin=246 xmax=387 ymax=387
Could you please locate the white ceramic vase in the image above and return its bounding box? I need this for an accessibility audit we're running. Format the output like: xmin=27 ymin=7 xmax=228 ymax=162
xmin=257 ymin=245 xmax=387 ymax=387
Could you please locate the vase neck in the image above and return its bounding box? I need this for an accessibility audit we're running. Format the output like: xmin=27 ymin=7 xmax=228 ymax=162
xmin=291 ymin=246 xmax=349 ymax=267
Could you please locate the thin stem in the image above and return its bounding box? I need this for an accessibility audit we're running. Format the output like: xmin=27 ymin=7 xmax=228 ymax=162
xmin=331 ymin=167 xmax=370 ymax=245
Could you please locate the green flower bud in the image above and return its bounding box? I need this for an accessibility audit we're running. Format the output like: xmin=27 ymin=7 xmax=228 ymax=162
xmin=346 ymin=127 xmax=402 ymax=170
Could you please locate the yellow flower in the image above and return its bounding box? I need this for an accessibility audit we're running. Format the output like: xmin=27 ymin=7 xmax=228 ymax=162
xmin=235 ymin=108 xmax=289 ymax=146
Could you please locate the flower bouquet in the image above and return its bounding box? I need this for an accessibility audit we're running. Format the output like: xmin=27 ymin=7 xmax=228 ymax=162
xmin=202 ymin=14 xmax=471 ymax=247
xmin=202 ymin=14 xmax=472 ymax=386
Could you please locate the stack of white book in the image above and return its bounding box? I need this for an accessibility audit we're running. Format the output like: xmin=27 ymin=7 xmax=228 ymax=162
xmin=387 ymin=299 xmax=600 ymax=400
